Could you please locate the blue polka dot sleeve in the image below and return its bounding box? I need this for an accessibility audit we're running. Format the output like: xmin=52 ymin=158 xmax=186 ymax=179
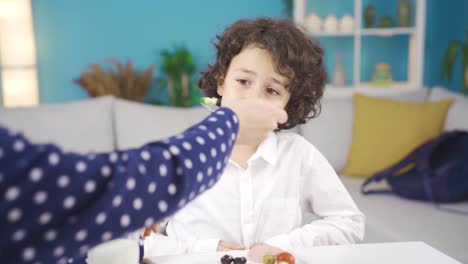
xmin=0 ymin=108 xmax=239 ymax=264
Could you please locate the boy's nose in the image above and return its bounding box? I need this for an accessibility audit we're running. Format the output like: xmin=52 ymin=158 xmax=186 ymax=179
xmin=245 ymin=86 xmax=263 ymax=99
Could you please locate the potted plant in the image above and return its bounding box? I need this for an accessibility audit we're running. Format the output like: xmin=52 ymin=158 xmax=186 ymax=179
xmin=152 ymin=45 xmax=202 ymax=107
xmin=75 ymin=59 xmax=154 ymax=102
xmin=441 ymin=31 xmax=468 ymax=94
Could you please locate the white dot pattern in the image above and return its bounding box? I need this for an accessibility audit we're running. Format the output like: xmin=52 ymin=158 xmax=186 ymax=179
xmin=8 ymin=208 xmax=22 ymax=222
xmin=109 ymin=152 xmax=118 ymax=163
xmin=163 ymin=150 xmax=171 ymax=160
xmin=63 ymin=196 xmax=75 ymax=209
xmin=5 ymin=186 xmax=20 ymax=201
xmin=22 ymin=247 xmax=35 ymax=261
xmin=199 ymin=153 xmax=207 ymax=163
xmin=184 ymin=159 xmax=193 ymax=169
xmin=0 ymin=107 xmax=239 ymax=262
xmin=75 ymin=161 xmax=87 ymax=173
xmin=57 ymin=175 xmax=70 ymax=188
xmin=101 ymin=166 xmax=111 ymax=177
xmin=168 ymin=184 xmax=177 ymax=195
xmin=84 ymin=181 xmax=96 ymax=193
xmin=13 ymin=229 xmax=26 ymax=242
xmin=13 ymin=140 xmax=25 ymax=152
xmin=148 ymin=183 xmax=157 ymax=194
xmin=96 ymin=213 xmax=106 ymax=225
xmin=29 ymin=168 xmax=43 ymax=182
xmin=126 ymin=178 xmax=136 ymax=190
xmin=158 ymin=201 xmax=168 ymax=212
xmin=39 ymin=212 xmax=52 ymax=225
xmin=101 ymin=232 xmax=112 ymax=241
xmin=140 ymin=150 xmax=151 ymax=161
xmin=48 ymin=153 xmax=60 ymax=166
xmin=45 ymin=229 xmax=57 ymax=242
xmin=182 ymin=142 xmax=192 ymax=150
xmin=75 ymin=229 xmax=87 ymax=242
xmin=53 ymin=246 xmax=64 ymax=257
xmin=196 ymin=136 xmax=205 ymax=145
xmin=138 ymin=164 xmax=147 ymax=174
xmin=120 ymin=214 xmax=131 ymax=227
xmin=133 ymin=198 xmax=143 ymax=210
xmin=159 ymin=165 xmax=167 ymax=177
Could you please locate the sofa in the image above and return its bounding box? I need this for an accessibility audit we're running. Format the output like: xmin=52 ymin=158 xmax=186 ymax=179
xmin=1 ymin=87 xmax=467 ymax=263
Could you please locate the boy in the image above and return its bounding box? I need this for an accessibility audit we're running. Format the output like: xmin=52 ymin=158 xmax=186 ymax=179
xmin=143 ymin=17 xmax=365 ymax=256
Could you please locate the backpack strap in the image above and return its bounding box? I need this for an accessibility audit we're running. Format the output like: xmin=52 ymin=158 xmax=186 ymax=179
xmin=361 ymin=140 xmax=429 ymax=194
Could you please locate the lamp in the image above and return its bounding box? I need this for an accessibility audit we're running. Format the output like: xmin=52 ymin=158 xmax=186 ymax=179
xmin=0 ymin=0 xmax=39 ymax=107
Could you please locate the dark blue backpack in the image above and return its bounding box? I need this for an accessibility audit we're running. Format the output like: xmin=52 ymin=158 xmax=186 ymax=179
xmin=361 ymin=131 xmax=468 ymax=212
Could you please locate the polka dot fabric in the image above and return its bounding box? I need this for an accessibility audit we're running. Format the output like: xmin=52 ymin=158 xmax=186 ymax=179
xmin=0 ymin=108 xmax=239 ymax=263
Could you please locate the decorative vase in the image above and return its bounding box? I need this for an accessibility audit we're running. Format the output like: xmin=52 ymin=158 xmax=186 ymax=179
xmin=372 ymin=63 xmax=393 ymax=87
xmin=324 ymin=15 xmax=338 ymax=33
xmin=304 ymin=13 xmax=322 ymax=33
xmin=397 ymin=0 xmax=412 ymax=27
xmin=339 ymin=14 xmax=354 ymax=33
xmin=379 ymin=16 xmax=394 ymax=28
xmin=364 ymin=4 xmax=376 ymax=28
xmin=332 ymin=53 xmax=346 ymax=86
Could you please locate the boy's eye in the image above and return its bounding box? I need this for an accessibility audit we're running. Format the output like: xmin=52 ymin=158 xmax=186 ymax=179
xmin=266 ymin=88 xmax=280 ymax=95
xmin=236 ymin=79 xmax=250 ymax=86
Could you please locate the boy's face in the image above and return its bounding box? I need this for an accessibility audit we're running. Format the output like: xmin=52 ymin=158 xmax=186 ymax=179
xmin=217 ymin=45 xmax=291 ymax=109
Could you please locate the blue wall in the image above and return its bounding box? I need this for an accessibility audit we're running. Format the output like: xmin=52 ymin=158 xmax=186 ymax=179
xmin=424 ymin=0 xmax=468 ymax=92
xmin=1 ymin=0 xmax=466 ymax=104
xmin=30 ymin=0 xmax=284 ymax=103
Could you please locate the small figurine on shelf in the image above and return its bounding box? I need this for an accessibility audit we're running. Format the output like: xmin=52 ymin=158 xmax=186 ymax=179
xmin=398 ymin=0 xmax=413 ymax=27
xmin=379 ymin=16 xmax=395 ymax=28
xmin=364 ymin=4 xmax=376 ymax=28
xmin=304 ymin=13 xmax=322 ymax=33
xmin=339 ymin=14 xmax=354 ymax=33
xmin=324 ymin=14 xmax=338 ymax=33
xmin=372 ymin=63 xmax=393 ymax=87
xmin=332 ymin=53 xmax=346 ymax=86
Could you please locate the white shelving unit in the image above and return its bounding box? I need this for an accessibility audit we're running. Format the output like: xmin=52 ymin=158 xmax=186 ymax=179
xmin=293 ymin=0 xmax=426 ymax=92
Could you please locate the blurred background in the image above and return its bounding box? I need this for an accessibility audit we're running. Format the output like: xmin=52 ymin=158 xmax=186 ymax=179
xmin=1 ymin=1 xmax=468 ymax=263
xmin=0 ymin=0 xmax=466 ymax=107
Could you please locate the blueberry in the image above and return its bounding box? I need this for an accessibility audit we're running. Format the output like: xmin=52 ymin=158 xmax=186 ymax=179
xmin=234 ymin=257 xmax=247 ymax=264
xmin=221 ymin=254 xmax=234 ymax=264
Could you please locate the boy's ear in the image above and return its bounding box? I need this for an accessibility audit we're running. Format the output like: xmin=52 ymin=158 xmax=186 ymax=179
xmin=217 ymin=76 xmax=225 ymax=96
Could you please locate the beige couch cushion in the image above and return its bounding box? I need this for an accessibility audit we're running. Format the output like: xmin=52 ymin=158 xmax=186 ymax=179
xmin=113 ymin=99 xmax=211 ymax=149
xmin=0 ymin=96 xmax=115 ymax=153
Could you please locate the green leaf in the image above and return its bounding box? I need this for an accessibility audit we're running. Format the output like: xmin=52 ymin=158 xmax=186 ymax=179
xmin=441 ymin=40 xmax=460 ymax=82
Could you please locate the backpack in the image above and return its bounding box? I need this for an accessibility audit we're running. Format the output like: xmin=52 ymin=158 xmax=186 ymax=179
xmin=361 ymin=131 xmax=468 ymax=213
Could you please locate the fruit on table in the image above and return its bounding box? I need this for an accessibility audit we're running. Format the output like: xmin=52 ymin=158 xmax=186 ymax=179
xmin=220 ymin=255 xmax=247 ymax=264
xmin=263 ymin=253 xmax=276 ymax=264
xmin=221 ymin=254 xmax=234 ymax=264
xmin=276 ymin=252 xmax=295 ymax=264
xmin=234 ymin=257 xmax=247 ymax=264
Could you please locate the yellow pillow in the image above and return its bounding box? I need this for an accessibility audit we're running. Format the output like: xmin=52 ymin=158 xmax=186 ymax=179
xmin=341 ymin=93 xmax=453 ymax=177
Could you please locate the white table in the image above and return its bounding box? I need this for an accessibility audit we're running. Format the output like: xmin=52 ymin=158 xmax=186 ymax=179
xmin=144 ymin=242 xmax=461 ymax=264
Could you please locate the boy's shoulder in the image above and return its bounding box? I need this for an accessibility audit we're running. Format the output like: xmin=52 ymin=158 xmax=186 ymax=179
xmin=275 ymin=131 xmax=319 ymax=154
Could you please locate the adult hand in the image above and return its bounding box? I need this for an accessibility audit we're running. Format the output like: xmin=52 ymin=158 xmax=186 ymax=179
xmin=224 ymin=99 xmax=288 ymax=146
xmin=140 ymin=223 xmax=160 ymax=240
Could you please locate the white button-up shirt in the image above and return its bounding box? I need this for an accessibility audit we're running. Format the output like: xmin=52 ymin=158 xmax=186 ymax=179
xmin=143 ymin=132 xmax=365 ymax=256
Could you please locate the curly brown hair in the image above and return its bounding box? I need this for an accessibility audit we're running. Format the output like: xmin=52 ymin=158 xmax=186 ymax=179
xmin=198 ymin=17 xmax=326 ymax=130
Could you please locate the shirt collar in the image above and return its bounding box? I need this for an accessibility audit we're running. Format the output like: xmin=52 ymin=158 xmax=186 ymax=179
xmin=249 ymin=131 xmax=278 ymax=165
